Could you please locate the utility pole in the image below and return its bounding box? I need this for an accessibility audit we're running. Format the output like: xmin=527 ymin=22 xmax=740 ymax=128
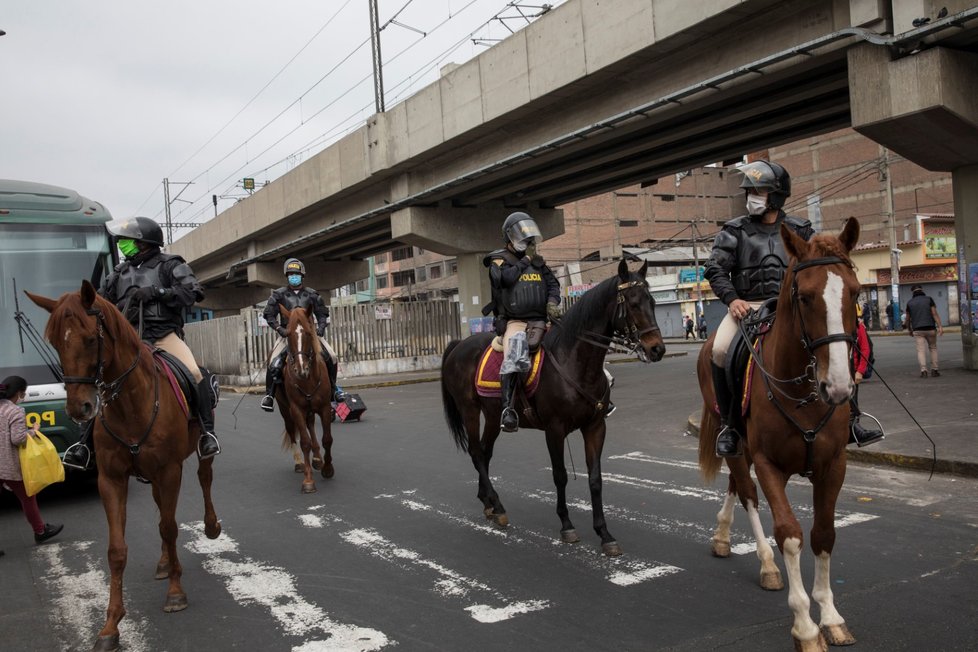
xmin=162 ymin=178 xmax=194 ymax=246
xmin=691 ymin=221 xmax=704 ymax=317
xmin=881 ymin=148 xmax=901 ymax=326
xmin=368 ymin=0 xmax=385 ymax=113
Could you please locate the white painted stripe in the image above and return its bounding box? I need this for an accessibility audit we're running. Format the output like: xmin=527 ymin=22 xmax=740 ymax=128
xmin=182 ymin=522 xmax=391 ymax=651
xmin=370 ymin=491 xmax=683 ymax=587
xmin=608 ymin=451 xmax=701 ymax=471
xmin=34 ymin=541 xmax=152 ymax=652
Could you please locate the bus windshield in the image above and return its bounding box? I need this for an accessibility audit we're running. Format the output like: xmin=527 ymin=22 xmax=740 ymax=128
xmin=0 ymin=223 xmax=112 ymax=383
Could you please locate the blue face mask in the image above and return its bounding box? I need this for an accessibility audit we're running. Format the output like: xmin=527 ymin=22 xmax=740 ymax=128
xmin=287 ymin=274 xmax=303 ymax=287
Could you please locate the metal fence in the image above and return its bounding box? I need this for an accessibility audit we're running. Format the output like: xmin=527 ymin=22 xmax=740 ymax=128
xmin=185 ymin=300 xmax=461 ymax=377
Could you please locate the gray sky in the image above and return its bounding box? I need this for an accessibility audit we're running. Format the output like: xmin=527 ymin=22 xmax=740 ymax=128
xmin=1 ymin=1 xmax=563 ymax=242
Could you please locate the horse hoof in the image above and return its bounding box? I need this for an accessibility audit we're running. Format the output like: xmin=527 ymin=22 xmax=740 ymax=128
xmin=312 ymin=458 xmax=323 ymax=471
xmin=560 ymin=529 xmax=580 ymax=544
xmin=710 ymin=538 xmax=731 ymax=558
xmin=602 ymin=541 xmax=623 ymax=557
xmin=492 ymin=513 xmax=509 ymax=528
xmin=760 ymin=569 xmax=784 ymax=591
xmin=92 ymin=634 xmax=120 ymax=652
xmin=821 ymin=623 xmax=855 ymax=646
xmin=294 ymin=463 xmax=304 ymax=473
xmin=483 ymin=507 xmax=494 ymax=519
xmin=301 ymin=482 xmax=318 ymax=494
xmin=154 ymin=562 xmax=170 ymax=580
xmin=205 ymin=521 xmax=222 ymax=540
xmin=321 ymin=464 xmax=334 ymax=479
xmin=163 ymin=593 xmax=188 ymax=613
xmin=793 ymin=632 xmax=828 ymax=652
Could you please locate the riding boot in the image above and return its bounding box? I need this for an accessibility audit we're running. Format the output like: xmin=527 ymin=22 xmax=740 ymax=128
xmin=62 ymin=420 xmax=94 ymax=470
xmin=196 ymin=378 xmax=221 ymax=459
xmin=712 ymin=362 xmax=742 ymax=458
xmin=500 ymin=373 xmax=519 ymax=432
xmin=323 ymin=352 xmax=344 ymax=403
xmin=260 ymin=356 xmax=284 ymax=412
xmin=848 ymin=399 xmax=884 ymax=447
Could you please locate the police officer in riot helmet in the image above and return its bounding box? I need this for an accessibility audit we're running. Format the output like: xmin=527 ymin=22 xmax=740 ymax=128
xmin=62 ymin=217 xmax=221 ymax=470
xmin=260 ymin=258 xmax=344 ymax=412
xmin=483 ymin=212 xmax=561 ymax=432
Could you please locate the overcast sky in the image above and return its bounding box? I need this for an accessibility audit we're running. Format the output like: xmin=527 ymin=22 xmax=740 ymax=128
xmin=1 ymin=1 xmax=564 ymax=242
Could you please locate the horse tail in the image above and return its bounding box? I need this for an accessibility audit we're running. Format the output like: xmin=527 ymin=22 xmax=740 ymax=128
xmin=441 ymin=340 xmax=469 ymax=453
xmin=696 ymin=342 xmax=723 ymax=482
xmin=281 ymin=428 xmax=295 ymax=450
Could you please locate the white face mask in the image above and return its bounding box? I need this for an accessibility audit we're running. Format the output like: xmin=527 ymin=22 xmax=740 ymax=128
xmin=512 ymin=239 xmax=529 ymax=252
xmin=746 ymin=193 xmax=769 ymax=216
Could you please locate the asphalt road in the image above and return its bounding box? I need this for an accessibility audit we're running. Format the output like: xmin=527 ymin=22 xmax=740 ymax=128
xmin=3 ymin=341 xmax=977 ymax=651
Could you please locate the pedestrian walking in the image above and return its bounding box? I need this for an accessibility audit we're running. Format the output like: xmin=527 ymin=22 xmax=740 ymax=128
xmin=684 ymin=314 xmax=695 ymax=340
xmin=697 ymin=313 xmax=708 ymax=340
xmin=0 ymin=376 xmax=63 ymax=550
xmin=905 ymin=284 xmax=943 ymax=377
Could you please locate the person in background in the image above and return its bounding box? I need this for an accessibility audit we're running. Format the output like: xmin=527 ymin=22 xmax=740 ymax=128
xmin=849 ymin=305 xmax=884 ymax=447
xmin=905 ymin=284 xmax=943 ymax=377
xmin=684 ymin=314 xmax=695 ymax=340
xmin=0 ymin=376 xmax=63 ymax=548
xmin=697 ymin=313 xmax=708 ymax=340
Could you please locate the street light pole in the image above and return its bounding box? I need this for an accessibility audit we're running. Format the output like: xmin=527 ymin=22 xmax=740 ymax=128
xmin=881 ymin=148 xmax=901 ymax=325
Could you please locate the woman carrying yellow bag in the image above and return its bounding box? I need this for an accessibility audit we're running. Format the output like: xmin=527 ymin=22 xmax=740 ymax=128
xmin=0 ymin=376 xmax=63 ymax=548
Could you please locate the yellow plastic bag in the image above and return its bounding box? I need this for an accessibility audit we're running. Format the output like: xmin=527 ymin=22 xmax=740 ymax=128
xmin=18 ymin=431 xmax=65 ymax=497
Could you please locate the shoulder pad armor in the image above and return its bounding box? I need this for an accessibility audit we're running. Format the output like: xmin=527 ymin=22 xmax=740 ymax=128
xmin=722 ymin=215 xmax=750 ymax=230
xmin=483 ymin=248 xmax=510 ymax=267
xmin=783 ymin=214 xmax=812 ymax=231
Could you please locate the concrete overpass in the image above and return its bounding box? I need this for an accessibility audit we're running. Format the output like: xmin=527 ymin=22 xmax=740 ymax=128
xmin=170 ymin=0 xmax=978 ymax=367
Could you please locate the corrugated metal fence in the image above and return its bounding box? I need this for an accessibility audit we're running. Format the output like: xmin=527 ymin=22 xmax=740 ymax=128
xmin=185 ymin=300 xmax=461 ymax=376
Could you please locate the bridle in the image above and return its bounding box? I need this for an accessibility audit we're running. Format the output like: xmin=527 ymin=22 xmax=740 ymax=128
xmin=573 ymin=279 xmax=662 ymax=362
xmin=284 ymin=323 xmax=322 ymax=403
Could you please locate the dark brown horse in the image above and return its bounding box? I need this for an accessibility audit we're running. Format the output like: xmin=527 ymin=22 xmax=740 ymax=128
xmin=696 ymin=219 xmax=861 ymax=651
xmin=441 ymin=260 xmax=665 ymax=556
xmin=275 ymin=303 xmax=334 ymax=494
xmin=27 ymin=280 xmax=220 ymax=652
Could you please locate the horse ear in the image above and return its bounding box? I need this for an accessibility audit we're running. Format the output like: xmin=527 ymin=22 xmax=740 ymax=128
xmin=838 ymin=217 xmax=860 ymax=253
xmin=278 ymin=303 xmax=291 ymax=321
xmin=638 ymin=260 xmax=648 ymax=278
xmin=781 ymin=223 xmax=809 ymax=261
xmin=24 ymin=290 xmax=57 ymax=314
xmin=617 ymin=259 xmax=629 ymax=281
xmin=80 ymin=279 xmax=97 ymax=310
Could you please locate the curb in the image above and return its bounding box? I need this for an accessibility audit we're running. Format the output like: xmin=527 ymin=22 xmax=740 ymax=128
xmin=685 ymin=413 xmax=978 ymax=479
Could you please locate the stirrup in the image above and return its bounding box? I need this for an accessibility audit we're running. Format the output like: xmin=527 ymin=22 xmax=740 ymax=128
xmin=260 ymin=395 xmax=274 ymax=412
xmin=715 ymin=426 xmax=743 ymax=458
xmin=501 ymin=407 xmax=519 ymax=432
xmin=604 ymin=402 xmax=617 ymax=418
xmin=851 ymin=412 xmax=885 ymax=447
xmin=197 ymin=433 xmax=221 ymax=459
xmin=61 ymin=443 xmax=92 ymax=471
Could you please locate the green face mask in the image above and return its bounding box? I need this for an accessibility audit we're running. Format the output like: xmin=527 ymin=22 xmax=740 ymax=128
xmin=118 ymin=238 xmax=140 ymax=259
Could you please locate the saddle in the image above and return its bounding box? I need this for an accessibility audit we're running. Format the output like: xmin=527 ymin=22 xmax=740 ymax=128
xmin=475 ymin=345 xmax=545 ymax=398
xmin=723 ymin=298 xmax=777 ymax=419
xmin=152 ymin=347 xmax=199 ymax=419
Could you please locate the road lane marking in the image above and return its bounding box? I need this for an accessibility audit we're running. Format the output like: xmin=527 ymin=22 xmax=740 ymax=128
xmin=34 ymin=541 xmax=152 ymax=652
xmin=182 ymin=522 xmax=392 ymax=651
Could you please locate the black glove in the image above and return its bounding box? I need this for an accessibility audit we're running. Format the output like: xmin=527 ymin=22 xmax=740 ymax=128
xmin=131 ymin=286 xmax=158 ymax=303
xmin=316 ymin=329 xmax=326 ymax=339
xmin=530 ymin=255 xmax=545 ymax=268
xmin=276 ymin=325 xmax=288 ymax=338
xmin=517 ymin=256 xmax=531 ymax=269
xmin=524 ymin=242 xmax=537 ymax=259
xmin=546 ymin=302 xmax=561 ymax=321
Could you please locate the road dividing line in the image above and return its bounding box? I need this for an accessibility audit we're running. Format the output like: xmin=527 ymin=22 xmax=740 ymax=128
xmin=370 ymin=490 xmax=683 ymax=588
xmin=34 ymin=541 xmax=153 ymax=652
xmin=181 ymin=522 xmax=392 ymax=651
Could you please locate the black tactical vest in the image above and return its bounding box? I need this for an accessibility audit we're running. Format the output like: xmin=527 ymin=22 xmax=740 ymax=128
xmin=730 ymin=216 xmax=809 ymax=302
xmin=114 ymin=255 xmax=184 ymax=328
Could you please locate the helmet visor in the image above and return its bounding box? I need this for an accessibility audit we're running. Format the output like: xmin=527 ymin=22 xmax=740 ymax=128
xmin=505 ymin=218 xmax=542 ymax=248
xmin=106 ymin=218 xmax=150 ymax=241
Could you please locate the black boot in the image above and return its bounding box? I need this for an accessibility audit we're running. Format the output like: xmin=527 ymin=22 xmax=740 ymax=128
xmin=260 ymin=356 xmax=284 ymax=412
xmin=196 ymin=378 xmax=221 ymax=459
xmin=34 ymin=523 xmax=64 ymax=544
xmin=849 ymin=398 xmax=884 ymax=447
xmin=500 ymin=373 xmax=519 ymax=432
xmin=62 ymin=420 xmax=94 ymax=470
xmin=323 ymin=353 xmax=344 ymax=403
xmin=712 ymin=362 xmax=742 ymax=458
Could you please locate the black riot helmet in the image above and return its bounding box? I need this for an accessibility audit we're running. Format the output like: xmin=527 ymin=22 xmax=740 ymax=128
xmin=738 ymin=160 xmax=791 ymax=210
xmin=284 ymin=258 xmax=306 ymax=276
xmin=105 ymin=216 xmax=165 ymax=247
xmin=502 ymin=211 xmax=542 ymax=251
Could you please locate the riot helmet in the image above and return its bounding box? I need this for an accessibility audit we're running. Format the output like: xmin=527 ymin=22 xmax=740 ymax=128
xmin=502 ymin=211 xmax=542 ymax=252
xmin=106 ymin=217 xmax=165 ymax=247
xmin=738 ymin=160 xmax=791 ymax=211
xmin=284 ymin=258 xmax=305 ymax=288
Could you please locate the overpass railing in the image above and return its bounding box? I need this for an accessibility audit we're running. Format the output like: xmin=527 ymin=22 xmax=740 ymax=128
xmin=184 ymin=300 xmax=462 ymax=379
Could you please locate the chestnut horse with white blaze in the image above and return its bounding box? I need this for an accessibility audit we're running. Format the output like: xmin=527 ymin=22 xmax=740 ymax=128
xmin=27 ymin=280 xmax=221 ymax=652
xmin=696 ymin=218 xmax=862 ymax=651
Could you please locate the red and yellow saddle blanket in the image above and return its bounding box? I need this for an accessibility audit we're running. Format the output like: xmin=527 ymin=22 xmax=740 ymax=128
xmin=475 ymin=345 xmax=545 ymax=398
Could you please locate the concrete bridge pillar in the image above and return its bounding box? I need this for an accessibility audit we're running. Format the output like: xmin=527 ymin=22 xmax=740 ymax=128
xmin=849 ymin=43 xmax=978 ymax=369
xmin=391 ymin=203 xmax=564 ymax=334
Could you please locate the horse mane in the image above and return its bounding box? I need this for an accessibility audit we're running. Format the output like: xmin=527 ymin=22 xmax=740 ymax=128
xmin=44 ymin=291 xmax=150 ymax=367
xmin=544 ymin=275 xmax=619 ymax=353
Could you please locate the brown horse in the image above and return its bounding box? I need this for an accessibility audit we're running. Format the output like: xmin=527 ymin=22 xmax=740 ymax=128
xmin=275 ymin=303 xmax=334 ymax=494
xmin=696 ymin=219 xmax=861 ymax=651
xmin=27 ymin=280 xmax=221 ymax=652
xmin=441 ymin=260 xmax=665 ymax=556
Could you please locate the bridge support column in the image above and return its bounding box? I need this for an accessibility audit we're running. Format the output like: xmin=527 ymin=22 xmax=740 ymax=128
xmin=391 ymin=204 xmax=564 ymax=335
xmin=849 ymin=44 xmax=978 ymax=369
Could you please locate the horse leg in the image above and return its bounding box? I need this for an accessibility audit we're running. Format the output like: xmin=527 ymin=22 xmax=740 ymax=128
xmin=471 ymin=408 xmax=507 ymax=527
xmin=93 ymin=472 xmax=129 ymax=652
xmin=726 ymin=457 xmax=783 ymax=590
xmin=152 ymin=463 xmax=188 ymax=613
xmin=306 ymin=410 xmax=324 ymax=471
xmin=710 ymin=478 xmax=737 ymax=558
xmin=581 ymin=419 xmax=620 ymax=557
xmin=197 ymin=455 xmax=221 ymax=539
xmin=545 ymin=428 xmax=578 ymax=544
xmin=292 ymin=442 xmax=304 ymax=473
xmin=754 ymin=456 xmax=825 ymax=651
xmin=152 ymin=482 xmax=171 ymax=580
xmin=291 ymin=405 xmax=316 ymax=493
xmin=812 ymin=461 xmax=855 ymax=646
xmin=319 ymin=403 xmax=334 ymax=479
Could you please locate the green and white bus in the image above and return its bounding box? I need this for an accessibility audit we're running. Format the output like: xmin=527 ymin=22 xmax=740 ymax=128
xmin=0 ymin=179 xmax=116 ymax=458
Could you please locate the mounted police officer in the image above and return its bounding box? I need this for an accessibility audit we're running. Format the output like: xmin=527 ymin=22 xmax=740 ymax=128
xmin=260 ymin=258 xmax=343 ymax=412
xmin=483 ymin=211 xmax=561 ymax=432
xmin=62 ymin=217 xmax=220 ymax=470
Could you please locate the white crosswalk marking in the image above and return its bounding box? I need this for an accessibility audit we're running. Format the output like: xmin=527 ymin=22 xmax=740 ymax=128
xmin=181 ymin=522 xmax=392 ymax=651
xmin=34 ymin=541 xmax=153 ymax=652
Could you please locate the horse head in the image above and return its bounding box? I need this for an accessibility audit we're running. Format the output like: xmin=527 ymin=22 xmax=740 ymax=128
xmin=781 ymin=217 xmax=861 ymax=406
xmin=279 ymin=302 xmax=320 ymax=380
xmin=616 ymin=259 xmax=666 ymax=362
xmin=25 ymin=279 xmax=125 ymax=422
